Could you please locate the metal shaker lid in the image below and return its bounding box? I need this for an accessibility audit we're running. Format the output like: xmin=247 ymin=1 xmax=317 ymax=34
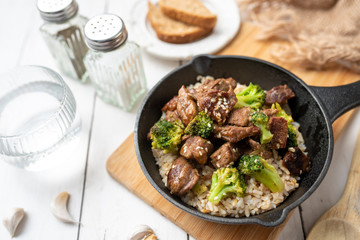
xmin=84 ymin=14 xmax=128 ymax=52
xmin=37 ymin=0 xmax=78 ymax=23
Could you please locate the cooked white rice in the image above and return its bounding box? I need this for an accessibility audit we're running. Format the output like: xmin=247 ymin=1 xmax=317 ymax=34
xmin=153 ymin=146 xmax=301 ymax=217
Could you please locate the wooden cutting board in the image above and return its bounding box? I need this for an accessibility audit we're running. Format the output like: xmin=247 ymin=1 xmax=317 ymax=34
xmin=106 ymin=22 xmax=359 ymax=240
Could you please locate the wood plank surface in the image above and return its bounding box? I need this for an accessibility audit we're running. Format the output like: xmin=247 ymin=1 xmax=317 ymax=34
xmin=106 ymin=22 xmax=359 ymax=239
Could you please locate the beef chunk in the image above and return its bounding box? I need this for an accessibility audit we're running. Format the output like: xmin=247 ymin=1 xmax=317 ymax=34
xmin=164 ymin=110 xmax=181 ymax=123
xmin=261 ymin=108 xmax=279 ymax=118
xmin=265 ymin=85 xmax=295 ymax=105
xmin=191 ymin=78 xmax=238 ymax=124
xmin=162 ymin=96 xmax=178 ymax=112
xmin=246 ymin=138 xmax=260 ymax=151
xmin=195 ymin=86 xmax=237 ymax=124
xmin=167 ymin=157 xmax=199 ymax=196
xmin=188 ymin=87 xmax=197 ymax=99
xmin=181 ymin=134 xmax=191 ymax=142
xmin=269 ymin=117 xmax=288 ymax=149
xmin=210 ymin=142 xmax=241 ymax=168
xmin=247 ymin=138 xmax=273 ymax=159
xmin=227 ymin=107 xmax=251 ymax=126
xmin=177 ymin=86 xmax=198 ymax=126
xmin=202 ymin=78 xmax=237 ymax=92
xmin=283 ymin=147 xmax=310 ymax=176
xmin=213 ymin=125 xmax=260 ymax=143
xmin=180 ymin=136 xmax=214 ymax=164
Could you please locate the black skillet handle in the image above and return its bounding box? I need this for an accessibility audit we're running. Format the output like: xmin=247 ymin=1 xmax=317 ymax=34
xmin=310 ymin=80 xmax=360 ymax=123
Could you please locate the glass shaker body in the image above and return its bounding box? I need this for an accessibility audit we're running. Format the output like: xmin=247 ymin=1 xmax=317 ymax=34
xmin=38 ymin=0 xmax=89 ymax=82
xmin=84 ymin=42 xmax=146 ymax=111
xmin=83 ymin=14 xmax=147 ymax=111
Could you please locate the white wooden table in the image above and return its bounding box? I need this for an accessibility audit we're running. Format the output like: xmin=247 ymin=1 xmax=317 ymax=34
xmin=0 ymin=0 xmax=359 ymax=239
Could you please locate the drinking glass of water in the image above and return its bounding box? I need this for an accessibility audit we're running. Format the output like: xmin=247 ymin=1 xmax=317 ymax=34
xmin=0 ymin=66 xmax=81 ymax=170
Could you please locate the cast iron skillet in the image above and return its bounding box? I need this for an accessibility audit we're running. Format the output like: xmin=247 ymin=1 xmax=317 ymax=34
xmin=135 ymin=55 xmax=360 ymax=227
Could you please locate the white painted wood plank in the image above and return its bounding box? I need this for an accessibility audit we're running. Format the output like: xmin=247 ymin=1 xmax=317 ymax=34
xmin=276 ymin=208 xmax=304 ymax=240
xmin=300 ymin=108 xmax=360 ymax=235
xmin=0 ymin=0 xmax=35 ymax=71
xmin=77 ymin=0 xmax=107 ymax=17
xmin=0 ymin=0 xmax=99 ymax=239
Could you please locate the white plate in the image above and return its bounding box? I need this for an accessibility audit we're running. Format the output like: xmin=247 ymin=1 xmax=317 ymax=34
xmin=128 ymin=0 xmax=241 ymax=60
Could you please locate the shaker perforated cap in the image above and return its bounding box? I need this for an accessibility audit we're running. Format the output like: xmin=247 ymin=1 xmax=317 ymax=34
xmin=84 ymin=14 xmax=128 ymax=52
xmin=37 ymin=0 xmax=78 ymax=23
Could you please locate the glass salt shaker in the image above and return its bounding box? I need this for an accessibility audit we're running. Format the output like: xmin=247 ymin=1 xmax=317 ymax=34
xmin=37 ymin=0 xmax=88 ymax=82
xmin=83 ymin=14 xmax=147 ymax=111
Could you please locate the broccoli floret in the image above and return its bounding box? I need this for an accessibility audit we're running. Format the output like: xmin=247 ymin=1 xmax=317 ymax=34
xmin=234 ymin=83 xmax=266 ymax=110
xmin=287 ymin=124 xmax=298 ymax=148
xmin=251 ymin=111 xmax=273 ymax=144
xmin=271 ymin=103 xmax=294 ymax=123
xmin=208 ymin=167 xmax=247 ymax=204
xmin=150 ymin=119 xmax=184 ymax=153
xmin=184 ymin=111 xmax=214 ymax=138
xmin=238 ymin=154 xmax=284 ymax=193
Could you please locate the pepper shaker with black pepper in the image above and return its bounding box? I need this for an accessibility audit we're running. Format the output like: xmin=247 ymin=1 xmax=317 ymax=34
xmin=37 ymin=0 xmax=88 ymax=82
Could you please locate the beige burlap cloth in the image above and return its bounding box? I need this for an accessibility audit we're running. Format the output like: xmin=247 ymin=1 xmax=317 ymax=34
xmin=238 ymin=0 xmax=360 ymax=72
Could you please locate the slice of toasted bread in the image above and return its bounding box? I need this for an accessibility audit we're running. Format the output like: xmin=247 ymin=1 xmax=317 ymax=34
xmin=147 ymin=2 xmax=213 ymax=44
xmin=159 ymin=0 xmax=217 ymax=29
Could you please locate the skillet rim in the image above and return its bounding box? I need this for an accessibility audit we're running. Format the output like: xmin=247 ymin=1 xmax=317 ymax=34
xmin=134 ymin=54 xmax=334 ymax=226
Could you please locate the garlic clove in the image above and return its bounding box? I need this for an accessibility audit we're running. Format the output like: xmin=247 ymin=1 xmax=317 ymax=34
xmin=128 ymin=225 xmax=157 ymax=240
xmin=144 ymin=234 xmax=157 ymax=240
xmin=50 ymin=192 xmax=77 ymax=224
xmin=2 ymin=208 xmax=25 ymax=238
